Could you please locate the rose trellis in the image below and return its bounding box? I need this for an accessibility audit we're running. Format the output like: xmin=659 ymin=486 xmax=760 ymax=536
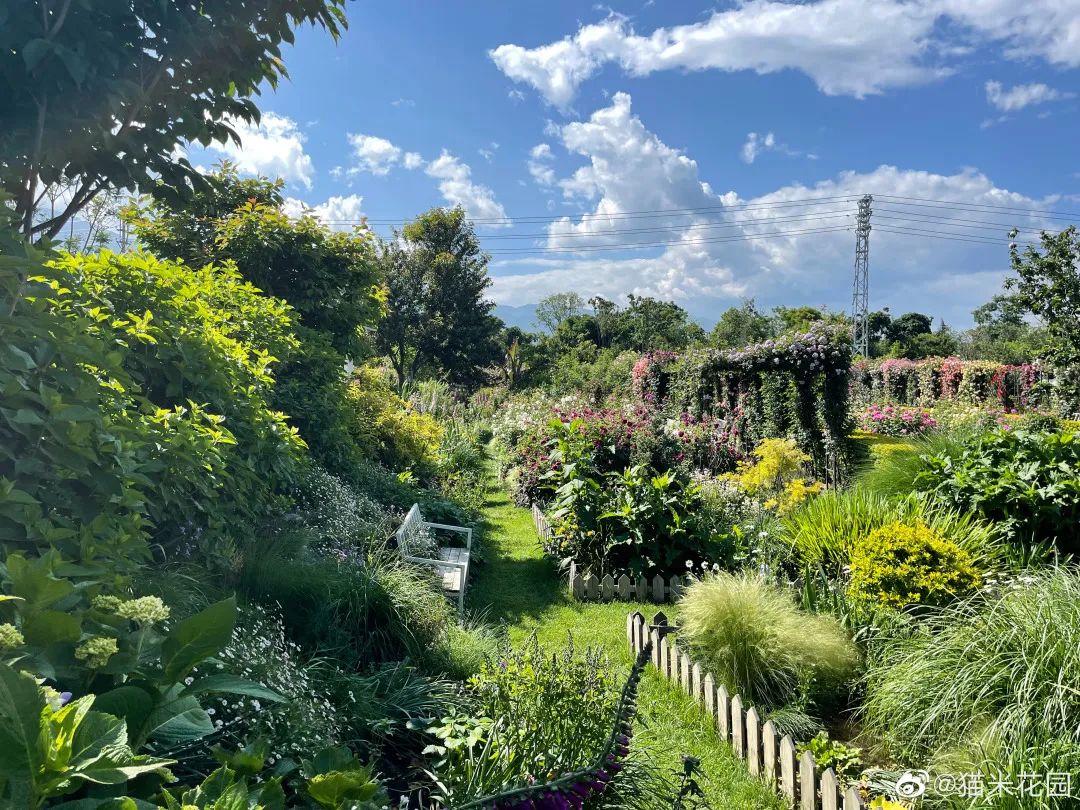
xmin=668 ymin=325 xmax=857 ymax=481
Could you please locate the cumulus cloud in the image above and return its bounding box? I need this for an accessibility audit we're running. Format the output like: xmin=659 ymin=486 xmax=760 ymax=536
xmin=282 ymin=194 xmax=366 ymax=229
xmin=489 ymin=93 xmax=1059 ymax=326
xmin=741 ymin=132 xmax=804 ymax=163
xmin=205 ymin=112 xmax=315 ymax=189
xmin=424 ymin=151 xmax=509 ymax=224
xmin=402 ymin=152 xmax=425 ymax=170
xmin=346 ymin=134 xmax=404 ymax=175
xmin=527 ymin=143 xmax=556 ymax=186
xmin=985 ymin=80 xmax=1070 ymax=111
xmin=491 ymin=1 xmax=1080 ymax=107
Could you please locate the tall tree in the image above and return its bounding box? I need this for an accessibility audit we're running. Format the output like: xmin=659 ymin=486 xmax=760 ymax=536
xmin=622 ymin=294 xmax=705 ymax=351
xmin=887 ymin=312 xmax=933 ymax=344
xmin=1007 ymin=226 xmax=1080 ymax=362
xmin=1 ymin=0 xmax=346 ymax=240
xmin=377 ymin=207 xmax=502 ymax=388
xmin=535 ymin=291 xmax=585 ymax=334
xmin=589 ymin=295 xmax=623 ymax=349
xmin=709 ymin=299 xmax=774 ymax=349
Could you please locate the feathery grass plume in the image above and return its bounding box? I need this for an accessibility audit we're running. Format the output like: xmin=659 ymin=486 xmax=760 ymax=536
xmin=679 ymin=572 xmax=858 ymax=708
xmin=855 ymin=429 xmax=969 ymax=499
xmin=861 ymin=567 xmax=1080 ymax=789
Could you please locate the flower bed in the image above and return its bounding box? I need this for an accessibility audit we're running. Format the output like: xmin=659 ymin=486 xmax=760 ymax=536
xmin=857 ymin=404 xmax=937 ymax=436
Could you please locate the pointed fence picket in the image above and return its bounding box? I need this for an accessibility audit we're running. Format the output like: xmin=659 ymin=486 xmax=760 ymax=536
xmin=534 ymin=508 xmax=691 ymax=603
xmin=626 ymin=611 xmax=864 ymax=810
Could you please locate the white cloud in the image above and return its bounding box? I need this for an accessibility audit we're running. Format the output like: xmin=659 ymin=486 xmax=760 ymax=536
xmin=490 ymin=94 xmax=1059 ymax=326
xmin=508 ymin=89 xmax=527 ymax=102
xmin=205 ymin=112 xmax=314 ymax=189
xmin=741 ymin=132 xmax=804 ymax=163
xmin=403 ymin=152 xmax=425 ymax=170
xmin=742 ymin=132 xmax=775 ymax=164
xmin=282 ymin=194 xmax=366 ymax=230
xmin=528 ymin=143 xmax=556 ymax=186
xmin=479 ymin=142 xmax=500 ymax=162
xmin=424 ymin=151 xmax=509 ymax=225
xmin=491 ymin=2 xmax=1080 ymax=107
xmin=391 ymin=98 xmax=415 ymax=107
xmin=346 ymin=134 xmax=404 ymax=176
xmin=985 ymin=80 xmax=1070 ymax=111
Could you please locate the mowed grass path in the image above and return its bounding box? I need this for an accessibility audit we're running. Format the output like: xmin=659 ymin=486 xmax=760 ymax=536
xmin=467 ymin=468 xmax=783 ymax=810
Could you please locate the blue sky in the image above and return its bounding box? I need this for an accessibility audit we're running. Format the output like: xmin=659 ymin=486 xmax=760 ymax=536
xmin=184 ymin=0 xmax=1080 ymax=328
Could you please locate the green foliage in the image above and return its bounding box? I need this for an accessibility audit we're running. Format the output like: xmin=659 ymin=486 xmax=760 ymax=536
xmin=424 ymin=636 xmax=620 ymax=803
xmin=1006 ymin=227 xmax=1080 ymax=369
xmin=679 ymin=573 xmax=858 ymax=709
xmin=861 ymin=568 xmax=1080 ymax=798
xmin=781 ymin=488 xmax=1002 ymax=576
xmin=0 ymin=666 xmax=174 ymax=808
xmin=796 ymin=732 xmax=862 ymax=782
xmin=847 ymin=521 xmax=982 ymax=611
xmin=376 ymin=207 xmax=501 ymax=388
xmin=1 ymin=0 xmax=347 ymax=240
xmin=534 ymin=292 xmax=585 ymax=334
xmin=708 ymin=299 xmax=774 ymax=349
xmin=912 ymin=427 xmax=1080 ymax=552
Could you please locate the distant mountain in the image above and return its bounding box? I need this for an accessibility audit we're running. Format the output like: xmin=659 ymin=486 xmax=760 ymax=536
xmin=491 ymin=303 xmax=539 ymax=331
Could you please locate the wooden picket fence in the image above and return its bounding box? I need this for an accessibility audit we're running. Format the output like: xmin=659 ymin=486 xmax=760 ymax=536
xmin=627 ymin=611 xmax=865 ymax=810
xmin=532 ymin=505 xmax=687 ymax=603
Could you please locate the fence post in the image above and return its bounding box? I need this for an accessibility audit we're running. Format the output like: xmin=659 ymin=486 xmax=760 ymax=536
xmin=799 ymin=750 xmax=817 ymax=810
xmin=635 ymin=576 xmax=648 ymax=601
xmin=679 ymin=652 xmax=691 ymax=693
xmin=601 ymin=574 xmax=615 ymax=601
xmin=703 ymin=673 xmax=715 ymax=723
xmin=717 ymin=685 xmax=730 ymax=742
xmin=691 ymin=662 xmax=702 ymax=705
xmin=629 ymin=611 xmax=645 ymax=655
xmin=762 ymin=719 xmax=778 ymax=786
xmin=626 ymin=612 xmax=634 ymax=651
xmin=659 ymin=635 xmax=670 ymax=679
xmin=618 ymin=574 xmax=632 ymax=601
xmin=745 ymin=707 xmax=761 ymax=776
xmin=585 ymin=574 xmax=599 ymax=600
xmin=668 ymin=575 xmax=682 ymax=602
xmin=573 ymin=567 xmax=585 ymax=601
xmin=779 ymin=736 xmax=797 ymax=809
xmin=651 ymin=612 xmax=667 ymax=669
xmin=820 ymin=769 xmax=839 ymax=810
xmin=842 ymin=786 xmax=862 ymax=810
xmin=731 ymin=695 xmax=745 ymax=758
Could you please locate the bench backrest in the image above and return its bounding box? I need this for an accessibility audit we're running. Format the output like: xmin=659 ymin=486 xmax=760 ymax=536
xmin=395 ymin=503 xmax=424 ymax=556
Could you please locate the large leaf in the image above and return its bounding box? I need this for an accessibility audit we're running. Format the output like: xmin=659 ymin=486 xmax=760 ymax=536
xmin=160 ymin=597 xmax=236 ymax=682
xmin=306 ymin=770 xmax=380 ymax=808
xmin=0 ymin=664 xmax=43 ymax=784
xmin=142 ymin=692 xmax=214 ymax=747
xmin=23 ymin=609 xmax=82 ymax=646
xmin=181 ymin=673 xmax=285 ymax=703
xmin=91 ymin=686 xmax=154 ymax=739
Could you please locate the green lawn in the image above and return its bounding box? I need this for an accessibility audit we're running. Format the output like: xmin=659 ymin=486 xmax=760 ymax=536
xmin=467 ymin=469 xmax=783 ymax=810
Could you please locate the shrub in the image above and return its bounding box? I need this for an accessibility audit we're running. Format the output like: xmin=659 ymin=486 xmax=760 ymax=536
xmin=861 ymin=569 xmax=1080 ymax=794
xmin=912 ymin=427 xmax=1080 ymax=552
xmin=784 ymin=488 xmax=1002 ymax=576
xmin=679 ymin=573 xmax=858 ymax=708
xmin=726 ymin=438 xmax=825 ymax=514
xmin=858 ymin=404 xmax=937 ymax=436
xmin=847 ymin=521 xmax=982 ymax=611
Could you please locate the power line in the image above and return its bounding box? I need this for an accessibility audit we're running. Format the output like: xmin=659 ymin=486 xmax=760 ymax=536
xmin=874 ymin=225 xmax=1040 ymax=247
xmin=872 ymin=194 xmax=1080 ymax=219
xmin=484 ymin=224 xmax=854 ymax=254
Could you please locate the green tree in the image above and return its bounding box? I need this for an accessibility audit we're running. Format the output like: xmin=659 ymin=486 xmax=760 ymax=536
xmin=129 ymin=166 xmax=385 ymax=478
xmin=773 ymin=305 xmax=826 ymax=334
xmin=534 ymin=291 xmax=585 ymax=334
xmin=589 ymin=295 xmax=624 ymax=349
xmin=621 ymin=294 xmax=705 ymax=351
xmin=1 ymin=0 xmax=347 ymax=240
xmin=963 ymin=293 xmax=1046 ymax=363
xmin=131 ymin=165 xmax=384 ymax=360
xmin=376 ymin=207 xmax=502 ymax=389
xmin=709 ymin=299 xmax=774 ymax=349
xmin=887 ymin=312 xmax=933 ymax=344
xmin=1006 ymin=226 xmax=1080 ymax=361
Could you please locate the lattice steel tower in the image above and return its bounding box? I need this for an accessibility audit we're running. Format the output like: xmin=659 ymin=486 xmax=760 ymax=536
xmin=851 ymin=194 xmax=873 ymax=357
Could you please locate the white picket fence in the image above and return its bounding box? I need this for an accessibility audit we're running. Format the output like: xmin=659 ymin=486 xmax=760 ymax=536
xmin=532 ymin=505 xmax=688 ymax=603
xmin=627 ymin=610 xmax=865 ymax=810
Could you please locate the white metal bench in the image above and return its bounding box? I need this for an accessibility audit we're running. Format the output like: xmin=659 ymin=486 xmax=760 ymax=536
xmin=395 ymin=503 xmax=472 ymax=612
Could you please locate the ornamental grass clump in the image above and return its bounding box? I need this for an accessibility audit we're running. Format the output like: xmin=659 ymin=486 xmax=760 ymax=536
xmin=861 ymin=568 xmax=1080 ymax=787
xmin=679 ymin=573 xmax=858 ymax=708
xmin=847 ymin=521 xmax=981 ymax=611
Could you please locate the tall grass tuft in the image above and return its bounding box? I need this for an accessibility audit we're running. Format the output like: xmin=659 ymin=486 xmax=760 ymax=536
xmin=855 ymin=429 xmax=968 ymax=499
xmin=861 ymin=567 xmax=1080 ymax=789
xmin=679 ymin=572 xmax=859 ymax=709
xmin=782 ymin=488 xmax=1003 ymax=574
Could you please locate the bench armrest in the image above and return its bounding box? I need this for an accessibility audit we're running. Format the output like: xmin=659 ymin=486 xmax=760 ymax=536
xmin=423 ymin=522 xmax=473 ymax=550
